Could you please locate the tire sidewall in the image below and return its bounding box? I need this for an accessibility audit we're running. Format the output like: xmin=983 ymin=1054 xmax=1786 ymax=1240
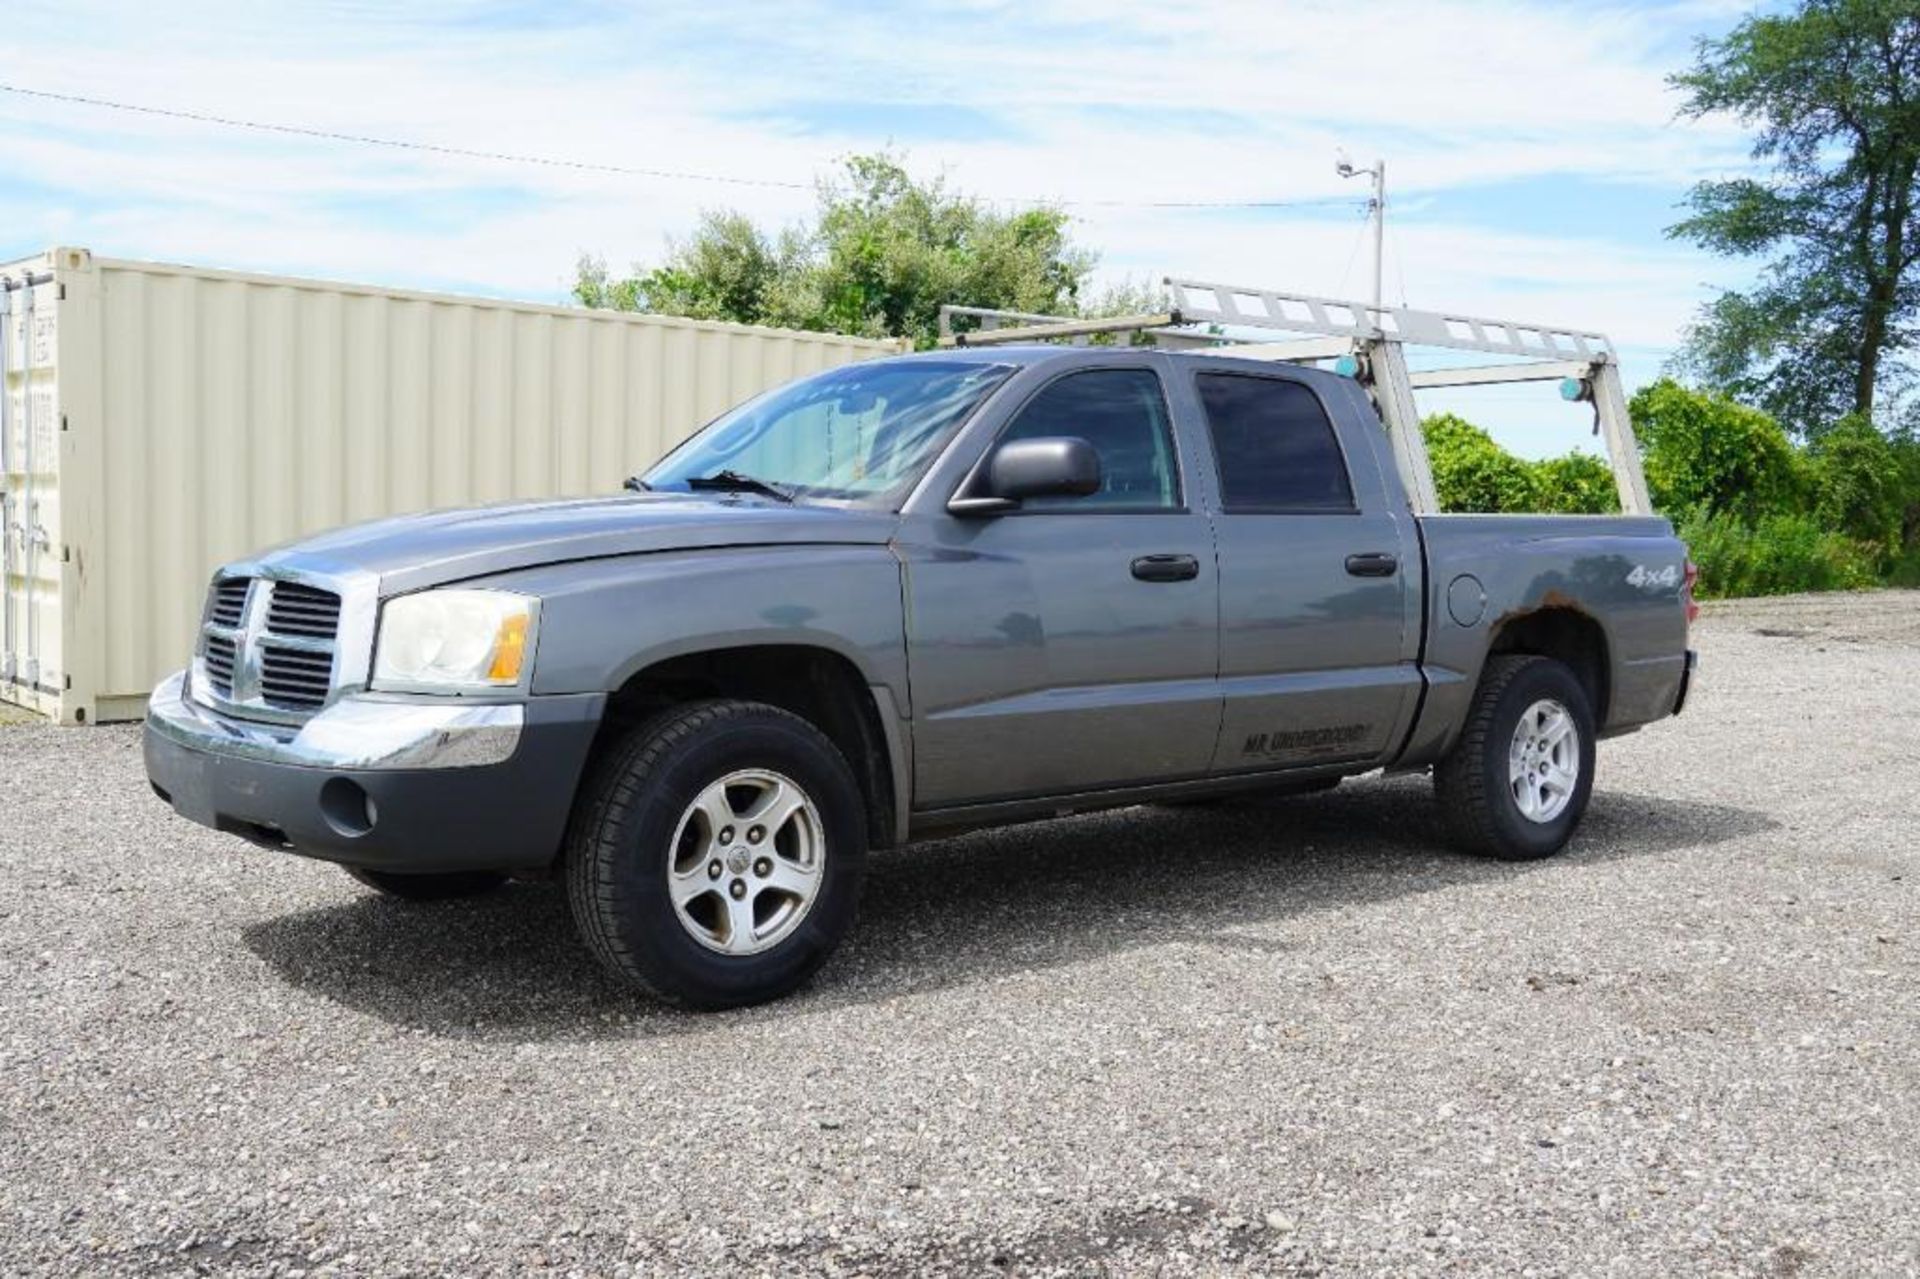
xmin=602 ymin=711 xmax=866 ymax=1006
xmin=1477 ymin=662 xmax=1597 ymax=858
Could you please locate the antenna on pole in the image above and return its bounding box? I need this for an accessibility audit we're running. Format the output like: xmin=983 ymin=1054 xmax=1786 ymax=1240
xmin=1336 ymin=151 xmax=1386 ymax=313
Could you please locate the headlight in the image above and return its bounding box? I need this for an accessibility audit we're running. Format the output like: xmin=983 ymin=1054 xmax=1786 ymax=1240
xmin=372 ymin=589 xmax=536 ymax=691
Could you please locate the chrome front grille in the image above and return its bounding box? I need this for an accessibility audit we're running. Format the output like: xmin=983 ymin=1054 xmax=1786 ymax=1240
xmin=201 ymin=633 xmax=239 ymax=698
xmin=265 ymin=581 xmax=342 ymax=638
xmin=195 ymin=575 xmax=346 ymax=722
xmin=259 ymin=642 xmax=334 ymax=712
xmin=207 ymin=578 xmax=250 ymax=629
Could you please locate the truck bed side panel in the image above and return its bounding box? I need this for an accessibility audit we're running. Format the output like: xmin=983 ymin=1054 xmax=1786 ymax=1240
xmin=1400 ymin=515 xmax=1689 ymax=766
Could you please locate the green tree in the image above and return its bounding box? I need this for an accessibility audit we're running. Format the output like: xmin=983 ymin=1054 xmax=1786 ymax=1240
xmin=1628 ymin=378 xmax=1804 ymax=518
xmin=1668 ymin=1 xmax=1920 ymax=435
xmin=577 ymin=153 xmax=1097 ymax=348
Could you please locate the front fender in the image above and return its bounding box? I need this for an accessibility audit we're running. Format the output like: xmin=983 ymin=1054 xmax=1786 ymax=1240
xmin=471 ymin=545 xmax=911 ymax=708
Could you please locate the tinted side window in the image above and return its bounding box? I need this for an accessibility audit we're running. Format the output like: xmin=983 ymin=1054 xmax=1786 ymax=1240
xmin=997 ymin=369 xmax=1180 ymax=510
xmin=1197 ymin=374 xmax=1355 ymax=512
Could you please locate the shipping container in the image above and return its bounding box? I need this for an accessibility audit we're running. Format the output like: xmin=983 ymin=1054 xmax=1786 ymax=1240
xmin=0 ymin=248 xmax=904 ymax=724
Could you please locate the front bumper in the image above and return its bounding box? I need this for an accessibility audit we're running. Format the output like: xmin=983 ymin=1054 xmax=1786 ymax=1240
xmin=144 ymin=671 xmax=604 ymax=872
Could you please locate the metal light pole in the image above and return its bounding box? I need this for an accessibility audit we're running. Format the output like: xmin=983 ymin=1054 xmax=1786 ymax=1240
xmin=1336 ymin=153 xmax=1386 ymax=314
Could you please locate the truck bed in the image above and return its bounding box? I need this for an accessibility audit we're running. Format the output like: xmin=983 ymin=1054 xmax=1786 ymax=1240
xmin=1399 ymin=513 xmax=1692 ymax=764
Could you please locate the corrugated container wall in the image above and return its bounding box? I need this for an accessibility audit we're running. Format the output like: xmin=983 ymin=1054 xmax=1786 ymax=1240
xmin=0 ymin=248 xmax=904 ymax=723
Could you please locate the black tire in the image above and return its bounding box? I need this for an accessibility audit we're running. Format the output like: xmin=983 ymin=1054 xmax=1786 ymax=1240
xmin=564 ymin=700 xmax=867 ymax=1009
xmin=1433 ymin=655 xmax=1596 ymax=860
xmin=344 ymin=867 xmax=510 ymax=901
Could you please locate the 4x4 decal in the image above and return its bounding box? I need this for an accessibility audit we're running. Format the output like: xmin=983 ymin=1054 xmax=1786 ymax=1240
xmin=1625 ymin=564 xmax=1681 ymax=590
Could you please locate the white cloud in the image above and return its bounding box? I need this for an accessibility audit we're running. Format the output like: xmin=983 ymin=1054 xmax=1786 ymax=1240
xmin=0 ymin=0 xmax=1756 ymax=451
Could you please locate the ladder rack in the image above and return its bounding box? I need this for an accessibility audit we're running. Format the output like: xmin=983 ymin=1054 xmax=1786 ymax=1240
xmin=936 ymin=278 xmax=1652 ymax=517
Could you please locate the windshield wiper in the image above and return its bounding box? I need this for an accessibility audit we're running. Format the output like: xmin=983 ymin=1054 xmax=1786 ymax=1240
xmin=684 ymin=469 xmax=797 ymax=503
xmin=622 ymin=475 xmax=651 ymax=492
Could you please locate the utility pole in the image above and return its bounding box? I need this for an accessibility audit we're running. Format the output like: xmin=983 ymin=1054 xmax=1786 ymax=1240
xmin=1336 ymin=152 xmax=1387 ymax=313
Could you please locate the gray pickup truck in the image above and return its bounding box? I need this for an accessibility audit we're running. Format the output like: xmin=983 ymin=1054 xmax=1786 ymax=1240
xmin=145 ymin=346 xmax=1697 ymax=1007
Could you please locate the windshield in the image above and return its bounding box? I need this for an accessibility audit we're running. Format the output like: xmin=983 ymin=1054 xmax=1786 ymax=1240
xmin=643 ymin=360 xmax=1014 ymax=502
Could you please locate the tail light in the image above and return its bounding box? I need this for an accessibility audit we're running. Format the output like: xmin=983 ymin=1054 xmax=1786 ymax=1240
xmin=1681 ymin=558 xmax=1700 ymax=625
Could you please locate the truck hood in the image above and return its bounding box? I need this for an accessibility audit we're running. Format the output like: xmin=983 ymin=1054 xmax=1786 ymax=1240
xmin=251 ymin=493 xmax=901 ymax=594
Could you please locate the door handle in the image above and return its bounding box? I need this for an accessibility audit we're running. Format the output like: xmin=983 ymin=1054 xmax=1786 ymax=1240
xmin=1344 ymin=552 xmax=1398 ymax=577
xmin=1131 ymin=553 xmax=1200 ymax=583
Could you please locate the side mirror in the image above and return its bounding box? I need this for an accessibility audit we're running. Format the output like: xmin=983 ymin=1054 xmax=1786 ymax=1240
xmin=950 ymin=437 xmax=1101 ymax=514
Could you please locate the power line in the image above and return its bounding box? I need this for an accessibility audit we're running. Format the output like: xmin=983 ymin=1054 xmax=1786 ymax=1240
xmin=0 ymin=81 xmax=1369 ymax=213
xmin=0 ymin=82 xmax=815 ymax=192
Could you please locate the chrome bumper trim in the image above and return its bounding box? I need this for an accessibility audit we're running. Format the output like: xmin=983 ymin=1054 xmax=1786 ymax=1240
xmin=146 ymin=670 xmax=524 ymax=770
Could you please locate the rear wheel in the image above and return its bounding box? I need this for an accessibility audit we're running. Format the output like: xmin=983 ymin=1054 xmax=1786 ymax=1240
xmin=565 ymin=700 xmax=866 ymax=1009
xmin=1434 ymin=655 xmax=1595 ymax=860
xmin=344 ymin=867 xmax=509 ymax=901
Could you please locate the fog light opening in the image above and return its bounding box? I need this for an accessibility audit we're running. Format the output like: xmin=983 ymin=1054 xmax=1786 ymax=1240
xmin=319 ymin=777 xmax=378 ymax=838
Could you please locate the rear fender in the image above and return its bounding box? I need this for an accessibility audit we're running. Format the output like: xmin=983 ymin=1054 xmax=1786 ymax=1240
xmin=1400 ymin=520 xmax=1689 ymax=766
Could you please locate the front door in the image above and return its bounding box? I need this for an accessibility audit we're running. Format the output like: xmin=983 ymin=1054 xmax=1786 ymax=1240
xmin=900 ymin=364 xmax=1221 ymax=809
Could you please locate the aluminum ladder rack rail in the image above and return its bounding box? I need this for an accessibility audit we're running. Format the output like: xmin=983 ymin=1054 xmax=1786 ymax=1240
xmin=936 ymin=280 xmax=1652 ymax=517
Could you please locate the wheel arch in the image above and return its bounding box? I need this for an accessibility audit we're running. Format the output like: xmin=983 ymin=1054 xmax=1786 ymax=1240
xmin=1484 ymin=604 xmax=1611 ymax=725
xmin=589 ymin=642 xmax=906 ymax=852
xmin=1481 ymin=603 xmax=1612 ymax=727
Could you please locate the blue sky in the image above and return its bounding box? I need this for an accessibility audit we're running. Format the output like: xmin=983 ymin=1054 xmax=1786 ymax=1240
xmin=0 ymin=0 xmax=1766 ymax=456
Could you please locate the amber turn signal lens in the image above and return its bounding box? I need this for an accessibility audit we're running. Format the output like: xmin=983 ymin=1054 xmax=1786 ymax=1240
xmin=487 ymin=612 xmax=530 ymax=683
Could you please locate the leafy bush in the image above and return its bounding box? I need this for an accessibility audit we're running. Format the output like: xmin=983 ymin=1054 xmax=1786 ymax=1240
xmin=1423 ymin=414 xmax=1542 ymax=512
xmin=1889 ymin=542 xmax=1920 ymax=588
xmin=1675 ymin=509 xmax=1880 ymax=597
xmin=1421 ymin=415 xmax=1618 ymax=514
xmin=1884 ymin=428 xmax=1920 ymax=549
xmin=1628 ymin=378 xmax=1803 ymax=520
xmin=1419 ymin=387 xmax=1918 ymax=598
xmin=1533 ymin=452 xmax=1619 ymax=514
xmin=1416 ymin=392 xmax=1896 ymax=598
xmin=1809 ymin=415 xmax=1904 ymax=550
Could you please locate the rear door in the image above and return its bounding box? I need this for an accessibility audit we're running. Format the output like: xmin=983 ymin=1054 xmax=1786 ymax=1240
xmin=1179 ymin=367 xmax=1421 ymax=773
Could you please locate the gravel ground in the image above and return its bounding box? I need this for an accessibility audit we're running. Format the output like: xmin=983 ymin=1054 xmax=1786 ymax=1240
xmin=2 ymin=591 xmax=1916 ymax=1277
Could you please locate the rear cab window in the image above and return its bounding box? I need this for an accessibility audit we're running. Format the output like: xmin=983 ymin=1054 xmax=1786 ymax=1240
xmin=1194 ymin=373 xmax=1355 ymax=513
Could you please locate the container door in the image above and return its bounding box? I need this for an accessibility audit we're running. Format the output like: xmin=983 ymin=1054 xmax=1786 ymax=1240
xmin=1 ymin=271 xmax=61 ymax=714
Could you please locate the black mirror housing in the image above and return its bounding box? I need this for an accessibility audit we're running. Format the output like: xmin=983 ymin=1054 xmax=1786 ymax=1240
xmin=986 ymin=437 xmax=1102 ymax=502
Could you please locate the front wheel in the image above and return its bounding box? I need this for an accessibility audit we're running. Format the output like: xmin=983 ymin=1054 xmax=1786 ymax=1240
xmin=565 ymin=700 xmax=867 ymax=1009
xmin=1434 ymin=655 xmax=1596 ymax=860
